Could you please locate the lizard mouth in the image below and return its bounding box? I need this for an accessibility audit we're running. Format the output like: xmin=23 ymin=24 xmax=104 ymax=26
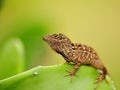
xmin=43 ymin=36 xmax=48 ymax=41
xmin=43 ymin=36 xmax=52 ymax=44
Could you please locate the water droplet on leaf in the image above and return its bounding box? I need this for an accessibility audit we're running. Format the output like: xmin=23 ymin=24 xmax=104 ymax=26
xmin=33 ymin=71 xmax=38 ymax=75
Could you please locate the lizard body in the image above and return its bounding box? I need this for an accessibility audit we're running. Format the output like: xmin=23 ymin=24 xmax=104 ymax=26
xmin=43 ymin=33 xmax=108 ymax=89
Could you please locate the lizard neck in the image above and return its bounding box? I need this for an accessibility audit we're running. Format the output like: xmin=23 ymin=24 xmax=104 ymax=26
xmin=56 ymin=43 xmax=72 ymax=58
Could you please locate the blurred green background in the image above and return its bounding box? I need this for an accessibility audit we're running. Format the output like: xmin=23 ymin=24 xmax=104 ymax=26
xmin=0 ymin=0 xmax=119 ymax=89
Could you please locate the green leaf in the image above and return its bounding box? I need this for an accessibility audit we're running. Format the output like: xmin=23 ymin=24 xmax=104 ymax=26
xmin=0 ymin=38 xmax=25 ymax=80
xmin=0 ymin=64 xmax=115 ymax=90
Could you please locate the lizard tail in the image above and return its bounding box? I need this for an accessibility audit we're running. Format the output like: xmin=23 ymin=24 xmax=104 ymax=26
xmin=103 ymin=67 xmax=109 ymax=77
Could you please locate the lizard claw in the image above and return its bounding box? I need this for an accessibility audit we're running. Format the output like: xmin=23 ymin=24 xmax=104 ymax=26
xmin=65 ymin=69 xmax=78 ymax=77
xmin=65 ymin=68 xmax=71 ymax=72
xmin=94 ymin=79 xmax=99 ymax=84
xmin=94 ymin=74 xmax=106 ymax=90
xmin=94 ymin=80 xmax=100 ymax=90
xmin=64 ymin=71 xmax=75 ymax=80
xmin=65 ymin=70 xmax=75 ymax=76
xmin=94 ymin=76 xmax=101 ymax=83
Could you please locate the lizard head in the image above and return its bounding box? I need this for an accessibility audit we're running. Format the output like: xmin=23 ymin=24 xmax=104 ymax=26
xmin=43 ymin=33 xmax=71 ymax=52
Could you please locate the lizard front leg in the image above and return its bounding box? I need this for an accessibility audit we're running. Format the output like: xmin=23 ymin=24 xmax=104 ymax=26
xmin=65 ymin=62 xmax=81 ymax=76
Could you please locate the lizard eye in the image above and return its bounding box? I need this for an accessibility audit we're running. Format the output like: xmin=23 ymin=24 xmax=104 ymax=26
xmin=71 ymin=43 xmax=74 ymax=46
xmin=53 ymin=35 xmax=59 ymax=39
xmin=54 ymin=35 xmax=58 ymax=38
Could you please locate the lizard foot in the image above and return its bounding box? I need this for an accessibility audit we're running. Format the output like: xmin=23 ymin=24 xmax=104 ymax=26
xmin=94 ymin=73 xmax=106 ymax=90
xmin=65 ymin=69 xmax=78 ymax=77
xmin=64 ymin=69 xmax=78 ymax=80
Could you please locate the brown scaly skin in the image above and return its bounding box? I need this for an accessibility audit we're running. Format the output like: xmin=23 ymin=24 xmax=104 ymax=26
xmin=43 ymin=33 xmax=108 ymax=89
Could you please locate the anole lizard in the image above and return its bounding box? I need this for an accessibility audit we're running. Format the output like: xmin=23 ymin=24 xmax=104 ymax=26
xmin=43 ymin=33 xmax=108 ymax=89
